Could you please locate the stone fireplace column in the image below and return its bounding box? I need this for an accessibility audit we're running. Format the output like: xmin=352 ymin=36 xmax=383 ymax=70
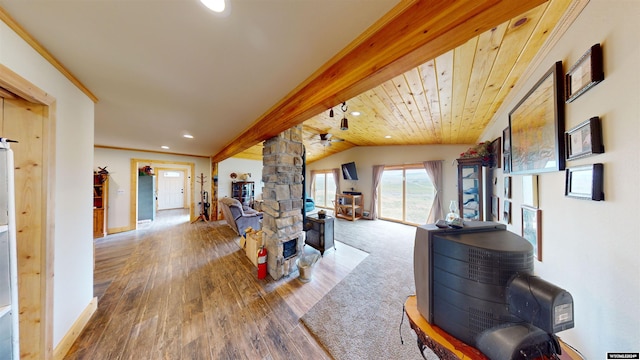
xmin=261 ymin=125 xmax=305 ymax=280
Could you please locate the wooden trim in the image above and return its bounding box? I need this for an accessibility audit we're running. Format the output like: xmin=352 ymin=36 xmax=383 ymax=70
xmin=383 ymin=163 xmax=427 ymax=170
xmin=211 ymin=0 xmax=547 ymax=162
xmin=106 ymin=225 xmax=135 ymax=235
xmin=43 ymin=100 xmax=56 ymax=359
xmin=95 ymin=144 xmax=211 ymax=159
xmin=0 ymin=63 xmax=55 ymax=105
xmin=0 ymin=6 xmax=98 ymax=103
xmin=0 ymin=86 xmax=17 ymax=99
xmin=52 ymin=297 xmax=98 ymax=360
xmin=129 ymin=159 xmax=137 ymax=231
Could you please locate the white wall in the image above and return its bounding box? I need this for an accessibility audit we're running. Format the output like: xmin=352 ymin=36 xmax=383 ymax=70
xmin=306 ymin=144 xmax=470 ymax=216
xmin=94 ymin=148 xmax=211 ymax=230
xmin=0 ymin=23 xmax=96 ymax=347
xmin=480 ymin=1 xmax=639 ymax=357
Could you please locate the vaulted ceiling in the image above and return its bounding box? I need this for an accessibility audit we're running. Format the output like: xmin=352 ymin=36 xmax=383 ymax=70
xmin=0 ymin=0 xmax=579 ymax=164
xmin=233 ymin=0 xmax=579 ymax=163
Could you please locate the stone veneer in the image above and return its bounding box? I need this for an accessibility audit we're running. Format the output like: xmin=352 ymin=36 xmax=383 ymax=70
xmin=261 ymin=125 xmax=305 ymax=280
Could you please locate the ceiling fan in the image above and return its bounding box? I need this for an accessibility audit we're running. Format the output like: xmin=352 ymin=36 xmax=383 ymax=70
xmin=314 ymin=133 xmax=344 ymax=147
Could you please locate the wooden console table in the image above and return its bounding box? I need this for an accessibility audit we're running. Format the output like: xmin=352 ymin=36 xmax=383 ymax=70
xmin=403 ymin=296 xmax=582 ymax=360
xmin=335 ymin=193 xmax=363 ymax=221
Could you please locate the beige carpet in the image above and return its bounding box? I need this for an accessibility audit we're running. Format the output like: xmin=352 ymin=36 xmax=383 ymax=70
xmin=301 ymin=218 xmax=438 ymax=360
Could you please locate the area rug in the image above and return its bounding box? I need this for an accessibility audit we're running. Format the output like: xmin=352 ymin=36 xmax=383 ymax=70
xmin=301 ymin=219 xmax=438 ymax=360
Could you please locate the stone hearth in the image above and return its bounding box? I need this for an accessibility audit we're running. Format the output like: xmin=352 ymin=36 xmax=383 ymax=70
xmin=261 ymin=126 xmax=305 ymax=280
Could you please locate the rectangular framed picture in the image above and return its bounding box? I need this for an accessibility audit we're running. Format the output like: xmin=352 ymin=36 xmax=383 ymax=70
xmin=491 ymin=195 xmax=500 ymax=221
xmin=503 ymin=200 xmax=512 ymax=224
xmin=509 ymin=62 xmax=565 ymax=174
xmin=504 ymin=176 xmax=511 ymax=199
xmin=522 ymin=175 xmax=538 ymax=208
xmin=565 ymin=164 xmax=604 ymax=201
xmin=565 ymin=43 xmax=604 ymax=103
xmin=503 ymin=127 xmax=511 ymax=174
xmin=565 ymin=117 xmax=604 ymax=160
xmin=490 ymin=137 xmax=501 ymax=169
xmin=521 ymin=205 xmax=542 ymax=261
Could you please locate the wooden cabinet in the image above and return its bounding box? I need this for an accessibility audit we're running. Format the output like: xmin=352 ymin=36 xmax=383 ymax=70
xmin=231 ymin=181 xmax=254 ymax=207
xmin=457 ymin=158 xmax=484 ymax=221
xmin=93 ymin=173 xmax=108 ymax=238
xmin=335 ymin=193 xmax=363 ymax=221
xmin=305 ymin=214 xmax=335 ymax=256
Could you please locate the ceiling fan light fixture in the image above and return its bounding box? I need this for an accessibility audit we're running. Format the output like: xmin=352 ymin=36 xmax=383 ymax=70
xmin=340 ymin=117 xmax=349 ymax=131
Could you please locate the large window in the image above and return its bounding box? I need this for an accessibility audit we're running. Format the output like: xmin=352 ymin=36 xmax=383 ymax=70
xmin=313 ymin=171 xmax=336 ymax=208
xmin=379 ymin=165 xmax=435 ymax=225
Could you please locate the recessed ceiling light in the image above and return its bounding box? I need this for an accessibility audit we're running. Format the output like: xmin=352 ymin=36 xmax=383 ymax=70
xmin=183 ymin=134 xmax=194 ymax=139
xmin=161 ymin=146 xmax=169 ymax=149
xmin=385 ymin=135 xmax=392 ymax=139
xmin=200 ymin=0 xmax=225 ymax=12
xmin=351 ymin=111 xmax=361 ymax=116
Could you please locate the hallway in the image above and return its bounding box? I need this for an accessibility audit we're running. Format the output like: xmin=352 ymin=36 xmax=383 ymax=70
xmin=66 ymin=209 xmax=366 ymax=359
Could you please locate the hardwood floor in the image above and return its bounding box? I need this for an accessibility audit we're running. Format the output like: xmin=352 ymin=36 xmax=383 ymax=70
xmin=66 ymin=209 xmax=368 ymax=360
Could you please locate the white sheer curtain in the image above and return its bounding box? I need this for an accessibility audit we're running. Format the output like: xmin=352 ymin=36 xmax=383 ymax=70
xmin=332 ymin=168 xmax=341 ymax=195
xmin=368 ymin=165 xmax=385 ymax=220
xmin=309 ymin=170 xmax=317 ymax=199
xmin=423 ymin=160 xmax=444 ymax=223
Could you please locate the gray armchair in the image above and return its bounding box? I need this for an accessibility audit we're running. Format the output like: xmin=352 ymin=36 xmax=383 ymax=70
xmin=219 ymin=197 xmax=263 ymax=235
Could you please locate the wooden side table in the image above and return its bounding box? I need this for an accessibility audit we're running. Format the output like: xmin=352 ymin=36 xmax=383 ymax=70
xmin=304 ymin=214 xmax=335 ymax=256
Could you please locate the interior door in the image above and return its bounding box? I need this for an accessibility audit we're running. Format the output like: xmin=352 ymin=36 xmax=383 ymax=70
xmin=158 ymin=170 xmax=185 ymax=210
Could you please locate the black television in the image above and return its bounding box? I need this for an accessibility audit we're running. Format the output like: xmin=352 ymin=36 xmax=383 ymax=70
xmin=341 ymin=161 xmax=358 ymax=180
xmin=414 ymin=221 xmax=574 ymax=358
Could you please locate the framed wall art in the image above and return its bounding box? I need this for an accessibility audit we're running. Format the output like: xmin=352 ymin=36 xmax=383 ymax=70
xmin=565 ymin=116 xmax=604 ymax=160
xmin=521 ymin=205 xmax=542 ymax=261
xmin=490 ymin=137 xmax=501 ymax=169
xmin=491 ymin=195 xmax=500 ymax=221
xmin=503 ymin=200 xmax=512 ymax=224
xmin=565 ymin=163 xmax=604 ymax=201
xmin=509 ymin=61 xmax=565 ymax=174
xmin=504 ymin=176 xmax=511 ymax=199
xmin=522 ymin=175 xmax=538 ymax=208
xmin=503 ymin=127 xmax=511 ymax=174
xmin=565 ymin=43 xmax=604 ymax=103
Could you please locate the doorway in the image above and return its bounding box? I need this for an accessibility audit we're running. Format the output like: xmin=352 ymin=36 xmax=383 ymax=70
xmin=0 ymin=79 xmax=55 ymax=359
xmin=130 ymin=158 xmax=196 ymax=230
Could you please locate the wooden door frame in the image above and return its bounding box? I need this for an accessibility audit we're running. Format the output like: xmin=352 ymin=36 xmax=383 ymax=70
xmin=130 ymin=159 xmax=196 ymax=229
xmin=0 ymin=64 xmax=56 ymax=359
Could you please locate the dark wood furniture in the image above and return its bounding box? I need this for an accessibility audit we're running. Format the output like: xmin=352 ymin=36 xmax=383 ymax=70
xmin=305 ymin=213 xmax=335 ymax=256
xmin=334 ymin=193 xmax=363 ymax=221
xmin=93 ymin=173 xmax=108 ymax=238
xmin=457 ymin=158 xmax=484 ymax=221
xmin=231 ymin=181 xmax=254 ymax=207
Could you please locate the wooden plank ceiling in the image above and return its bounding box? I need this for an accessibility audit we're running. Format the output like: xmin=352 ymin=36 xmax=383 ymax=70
xmin=227 ymin=0 xmax=574 ymax=164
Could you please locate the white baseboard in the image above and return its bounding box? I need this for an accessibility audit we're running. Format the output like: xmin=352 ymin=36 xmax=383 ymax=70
xmin=53 ymin=297 xmax=98 ymax=360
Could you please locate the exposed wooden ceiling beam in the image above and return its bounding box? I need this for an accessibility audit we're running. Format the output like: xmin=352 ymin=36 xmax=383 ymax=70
xmin=211 ymin=0 xmax=547 ymax=163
